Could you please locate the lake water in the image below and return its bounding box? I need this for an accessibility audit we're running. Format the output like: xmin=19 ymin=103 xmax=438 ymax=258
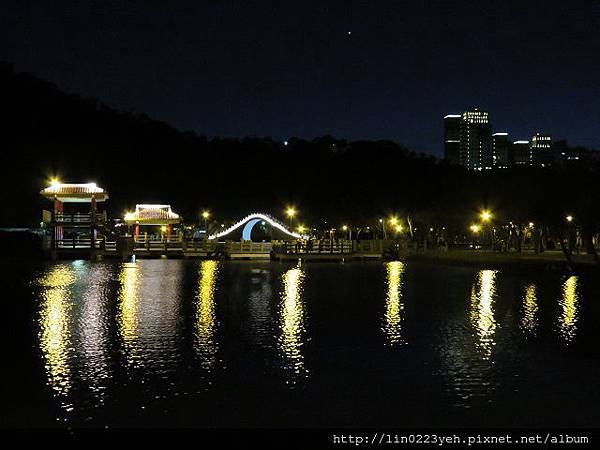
xmin=2 ymin=259 xmax=599 ymax=428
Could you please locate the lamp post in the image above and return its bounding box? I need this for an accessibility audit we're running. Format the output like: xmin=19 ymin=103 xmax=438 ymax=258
xmin=286 ymin=206 xmax=296 ymax=228
xmin=565 ymin=214 xmax=575 ymax=253
xmin=379 ymin=218 xmax=386 ymax=239
xmin=342 ymin=225 xmax=351 ymax=240
xmin=480 ymin=209 xmax=493 ymax=250
xmin=202 ymin=210 xmax=210 ymax=239
xmin=470 ymin=223 xmax=480 ymax=248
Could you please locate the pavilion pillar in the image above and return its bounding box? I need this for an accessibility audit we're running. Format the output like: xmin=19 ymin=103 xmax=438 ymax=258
xmin=90 ymin=195 xmax=97 ymax=251
xmin=53 ymin=197 xmax=64 ymax=248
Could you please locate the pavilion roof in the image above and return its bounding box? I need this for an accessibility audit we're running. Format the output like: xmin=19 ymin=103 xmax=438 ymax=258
xmin=40 ymin=182 xmax=108 ymax=203
xmin=124 ymin=204 xmax=181 ymax=225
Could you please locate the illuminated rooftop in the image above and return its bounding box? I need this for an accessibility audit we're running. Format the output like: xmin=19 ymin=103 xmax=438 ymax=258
xmin=40 ymin=182 xmax=108 ymax=203
xmin=124 ymin=204 xmax=181 ymax=225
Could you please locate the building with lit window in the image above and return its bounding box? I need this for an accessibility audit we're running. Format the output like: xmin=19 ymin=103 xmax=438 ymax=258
xmin=512 ymin=140 xmax=531 ymax=166
xmin=443 ymin=109 xmax=492 ymax=170
xmin=492 ymin=132 xmax=510 ymax=168
xmin=460 ymin=109 xmax=492 ymax=170
xmin=444 ymin=114 xmax=461 ymax=165
xmin=530 ymin=133 xmax=553 ymax=166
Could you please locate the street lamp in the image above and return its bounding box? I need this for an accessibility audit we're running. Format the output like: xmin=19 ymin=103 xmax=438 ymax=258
xmin=480 ymin=209 xmax=492 ymax=222
xmin=566 ymin=215 xmax=573 ymax=223
xmin=379 ymin=218 xmax=386 ymax=239
xmin=470 ymin=224 xmax=480 ymax=233
xmin=202 ymin=210 xmax=210 ymax=236
xmin=342 ymin=224 xmax=352 ymax=240
xmin=286 ymin=206 xmax=296 ymax=227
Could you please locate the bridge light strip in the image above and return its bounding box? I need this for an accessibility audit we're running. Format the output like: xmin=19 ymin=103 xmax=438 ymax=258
xmin=207 ymin=212 xmax=308 ymax=240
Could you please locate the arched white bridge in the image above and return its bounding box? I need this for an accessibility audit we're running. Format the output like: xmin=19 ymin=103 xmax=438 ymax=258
xmin=207 ymin=212 xmax=308 ymax=241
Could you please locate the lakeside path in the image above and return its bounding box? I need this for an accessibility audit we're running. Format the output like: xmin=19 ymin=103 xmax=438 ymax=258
xmin=405 ymin=249 xmax=599 ymax=272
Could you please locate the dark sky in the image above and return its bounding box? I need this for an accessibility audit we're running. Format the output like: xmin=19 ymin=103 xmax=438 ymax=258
xmin=2 ymin=0 xmax=600 ymax=156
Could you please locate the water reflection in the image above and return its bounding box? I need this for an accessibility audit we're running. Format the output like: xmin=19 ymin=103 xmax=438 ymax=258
xmin=118 ymin=262 xmax=141 ymax=365
xmin=469 ymin=270 xmax=498 ymax=358
xmin=247 ymin=268 xmax=274 ymax=346
xmin=117 ymin=261 xmax=184 ymax=373
xmin=195 ymin=260 xmax=220 ymax=370
xmin=38 ymin=264 xmax=76 ymax=408
xmin=557 ymin=275 xmax=580 ymax=344
xmin=79 ymin=265 xmax=112 ymax=400
xmin=520 ymin=284 xmax=539 ymax=336
xmin=278 ymin=264 xmax=307 ymax=383
xmin=383 ymin=261 xmax=406 ymax=346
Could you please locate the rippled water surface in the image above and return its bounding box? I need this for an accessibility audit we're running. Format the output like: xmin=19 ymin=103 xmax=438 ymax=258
xmin=2 ymin=259 xmax=600 ymax=428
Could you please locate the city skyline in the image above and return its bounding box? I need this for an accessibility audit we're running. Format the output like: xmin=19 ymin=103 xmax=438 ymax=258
xmin=443 ymin=108 xmax=588 ymax=170
xmin=3 ymin=1 xmax=600 ymax=156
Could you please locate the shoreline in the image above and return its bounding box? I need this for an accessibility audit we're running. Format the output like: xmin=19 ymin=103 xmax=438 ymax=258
xmin=403 ymin=249 xmax=599 ymax=273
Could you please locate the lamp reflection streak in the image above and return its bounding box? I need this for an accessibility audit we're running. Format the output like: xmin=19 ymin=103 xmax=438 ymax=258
xmin=117 ymin=263 xmax=141 ymax=367
xmin=558 ymin=275 xmax=580 ymax=344
xmin=384 ymin=261 xmax=406 ymax=345
xmin=520 ymin=284 xmax=538 ymax=335
xmin=195 ymin=260 xmax=220 ymax=370
xmin=469 ymin=270 xmax=497 ymax=358
xmin=278 ymin=265 xmax=307 ymax=383
xmin=38 ymin=265 xmax=76 ymax=409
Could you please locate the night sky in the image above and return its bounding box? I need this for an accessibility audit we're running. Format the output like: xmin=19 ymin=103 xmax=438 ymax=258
xmin=3 ymin=0 xmax=600 ymax=157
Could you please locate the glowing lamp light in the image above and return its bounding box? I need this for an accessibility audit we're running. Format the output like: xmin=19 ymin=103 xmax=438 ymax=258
xmin=470 ymin=224 xmax=481 ymax=233
xmin=160 ymin=225 xmax=167 ymax=233
xmin=342 ymin=225 xmax=348 ymax=231
xmin=480 ymin=210 xmax=492 ymax=222
xmin=395 ymin=225 xmax=403 ymax=233
xmin=202 ymin=210 xmax=210 ymax=219
xmin=285 ymin=207 xmax=297 ymax=218
xmin=566 ymin=215 xmax=574 ymax=223
xmin=389 ymin=217 xmax=399 ymax=226
xmin=529 ymin=222 xmax=534 ymax=228
xmin=49 ymin=178 xmax=61 ymax=188
xmin=297 ymin=225 xmax=306 ymax=233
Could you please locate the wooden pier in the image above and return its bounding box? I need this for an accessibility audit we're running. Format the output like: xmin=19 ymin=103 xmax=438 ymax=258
xmin=44 ymin=235 xmax=388 ymax=261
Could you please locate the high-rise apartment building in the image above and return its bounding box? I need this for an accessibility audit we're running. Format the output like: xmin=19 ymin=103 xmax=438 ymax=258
xmin=512 ymin=140 xmax=531 ymax=166
xmin=531 ymin=133 xmax=552 ymax=166
xmin=443 ymin=115 xmax=461 ymax=165
xmin=459 ymin=109 xmax=492 ymax=170
xmin=443 ymin=109 xmax=493 ymax=170
xmin=492 ymin=132 xmax=510 ymax=168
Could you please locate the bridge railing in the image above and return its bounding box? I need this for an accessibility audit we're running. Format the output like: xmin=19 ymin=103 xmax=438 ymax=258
xmin=227 ymin=241 xmax=272 ymax=253
xmin=276 ymin=240 xmax=354 ymax=254
xmin=55 ymin=238 xmax=106 ymax=249
xmin=54 ymin=212 xmax=107 ymax=224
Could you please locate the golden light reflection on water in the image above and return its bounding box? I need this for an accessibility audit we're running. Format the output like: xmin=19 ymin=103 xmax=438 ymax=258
xmin=469 ymin=270 xmax=497 ymax=358
xmin=558 ymin=275 xmax=580 ymax=344
xmin=38 ymin=264 xmax=76 ymax=407
xmin=520 ymin=284 xmax=538 ymax=335
xmin=195 ymin=260 xmax=219 ymax=369
xmin=117 ymin=263 xmax=141 ymax=365
xmin=81 ymin=265 xmax=115 ymax=400
xmin=278 ymin=265 xmax=307 ymax=383
xmin=384 ymin=261 xmax=406 ymax=346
